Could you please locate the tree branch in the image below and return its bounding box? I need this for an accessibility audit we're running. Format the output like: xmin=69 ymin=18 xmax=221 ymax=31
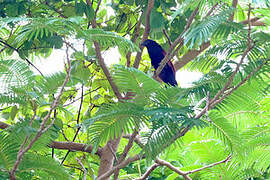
xmin=155 ymin=158 xmax=192 ymax=180
xmin=50 ymin=141 xmax=102 ymax=157
xmin=209 ymin=3 xmax=253 ymax=105
xmin=174 ymin=41 xmax=210 ymax=70
xmin=155 ymin=3 xmax=200 ymax=76
xmin=76 ymin=157 xmax=87 ymax=180
xmin=0 ymin=121 xmax=9 ymax=129
xmin=195 ymin=3 xmax=254 ymax=120
xmin=0 ymin=39 xmax=44 ymax=76
xmin=91 ymin=20 xmax=123 ymax=100
xmin=135 ymin=163 xmax=160 ymax=180
xmin=185 ymin=155 xmax=231 ymax=175
xmin=123 ymin=134 xmax=144 ymax=148
xmin=114 ymin=130 xmax=138 ymax=179
xmin=126 ymin=16 xmax=143 ymax=67
xmin=90 ymin=6 xmax=123 ymax=180
xmin=240 ymin=17 xmax=265 ymax=26
xmin=60 ymin=85 xmax=84 ymax=165
xmin=210 ymin=59 xmax=268 ymax=108
xmin=0 ymin=122 xmax=103 ymax=157
xmin=9 ymin=46 xmax=71 ymax=180
xmin=163 ymin=29 xmax=172 ymax=46
xmin=133 ymin=0 xmax=155 ymax=69
xmin=229 ymin=0 xmax=238 ymax=21
xmin=97 ymin=154 xmax=144 ymax=180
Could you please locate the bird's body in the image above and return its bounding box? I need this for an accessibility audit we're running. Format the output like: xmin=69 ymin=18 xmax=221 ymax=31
xmin=141 ymin=39 xmax=178 ymax=86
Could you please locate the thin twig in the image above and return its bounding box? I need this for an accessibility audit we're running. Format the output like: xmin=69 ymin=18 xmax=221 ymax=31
xmin=63 ymin=164 xmax=84 ymax=171
xmin=163 ymin=29 xmax=172 ymax=46
xmin=76 ymin=157 xmax=87 ymax=180
xmin=155 ymin=3 xmax=200 ymax=76
xmin=45 ymin=0 xmax=67 ymax=18
xmin=91 ymin=19 xmax=122 ymax=99
xmin=114 ymin=130 xmax=138 ymax=179
xmin=97 ymin=154 xmax=144 ymax=180
xmin=185 ymin=154 xmax=231 ymax=175
xmin=136 ymin=163 xmax=160 ymax=180
xmin=126 ymin=16 xmax=143 ymax=67
xmin=95 ymin=0 xmax=102 ymax=16
xmin=108 ymin=144 xmax=118 ymax=161
xmin=206 ymin=91 xmax=211 ymax=122
xmin=61 ymin=85 xmax=84 ymax=165
xmin=0 ymin=39 xmax=44 ymax=76
xmin=9 ymin=45 xmax=71 ymax=180
xmin=155 ymin=159 xmax=192 ymax=180
xmin=63 ymin=39 xmax=78 ymax=52
xmin=229 ymin=0 xmax=238 ymax=21
xmin=63 ymin=87 xmax=101 ymax=107
xmin=133 ymin=0 xmax=155 ymax=69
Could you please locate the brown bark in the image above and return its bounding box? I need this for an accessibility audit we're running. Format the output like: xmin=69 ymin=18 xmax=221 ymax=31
xmin=133 ymin=0 xmax=155 ymax=69
xmin=229 ymin=0 xmax=238 ymax=21
xmin=97 ymin=138 xmax=121 ymax=179
xmin=174 ymin=42 xmax=210 ymax=71
xmin=0 ymin=121 xmax=103 ymax=157
xmin=173 ymin=0 xmax=240 ymax=71
xmin=50 ymin=141 xmax=103 ymax=157
xmin=0 ymin=121 xmax=9 ymax=129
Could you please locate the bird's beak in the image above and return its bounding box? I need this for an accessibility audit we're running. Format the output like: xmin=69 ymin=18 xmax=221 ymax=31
xmin=140 ymin=40 xmax=147 ymax=47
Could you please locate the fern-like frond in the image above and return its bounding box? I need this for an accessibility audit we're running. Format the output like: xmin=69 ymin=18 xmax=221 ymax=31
xmin=8 ymin=17 xmax=77 ymax=47
xmin=7 ymin=118 xmax=60 ymax=152
xmin=113 ymin=65 xmax=160 ymax=100
xmin=212 ymin=21 xmax=244 ymax=40
xmin=0 ymin=133 xmax=19 ymax=170
xmin=185 ymin=55 xmax=220 ymax=73
xmin=142 ymin=113 xmax=206 ymax=161
xmin=0 ymin=59 xmax=34 ymax=105
xmin=18 ymin=153 xmax=70 ymax=180
xmin=83 ymin=102 xmax=147 ymax=151
xmin=184 ymin=7 xmax=233 ymax=48
xmin=78 ymin=29 xmax=139 ymax=53
xmin=0 ymin=59 xmax=34 ymax=92
xmin=0 ymin=93 xmax=27 ymax=105
xmin=35 ymin=72 xmax=66 ymax=94
xmin=187 ymin=72 xmax=225 ymax=102
xmin=216 ymin=77 xmax=269 ymax=114
xmin=209 ymin=111 xmax=243 ymax=155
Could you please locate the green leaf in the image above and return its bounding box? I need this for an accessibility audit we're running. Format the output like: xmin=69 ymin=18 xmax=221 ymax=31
xmin=5 ymin=4 xmax=18 ymax=17
xmin=150 ymin=11 xmax=165 ymax=30
xmin=75 ymin=1 xmax=85 ymax=16
xmin=10 ymin=105 xmax=18 ymax=121
xmin=85 ymin=5 xmax=95 ymax=21
xmin=62 ymin=6 xmax=76 ymax=17
xmin=70 ymin=60 xmax=91 ymax=83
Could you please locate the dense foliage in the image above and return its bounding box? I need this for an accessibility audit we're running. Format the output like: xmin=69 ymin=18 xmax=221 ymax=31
xmin=0 ymin=0 xmax=269 ymax=179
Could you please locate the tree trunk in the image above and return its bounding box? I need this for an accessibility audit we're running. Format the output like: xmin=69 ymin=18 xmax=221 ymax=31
xmin=97 ymin=138 xmax=121 ymax=179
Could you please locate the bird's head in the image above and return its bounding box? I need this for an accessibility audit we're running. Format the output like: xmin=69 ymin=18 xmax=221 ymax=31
xmin=141 ymin=39 xmax=159 ymax=48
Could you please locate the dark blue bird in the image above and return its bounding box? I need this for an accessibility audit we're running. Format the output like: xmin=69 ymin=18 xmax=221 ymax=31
xmin=141 ymin=39 xmax=178 ymax=86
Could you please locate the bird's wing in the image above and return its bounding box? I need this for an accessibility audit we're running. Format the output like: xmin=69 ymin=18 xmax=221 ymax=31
xmin=162 ymin=50 xmax=176 ymax=76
